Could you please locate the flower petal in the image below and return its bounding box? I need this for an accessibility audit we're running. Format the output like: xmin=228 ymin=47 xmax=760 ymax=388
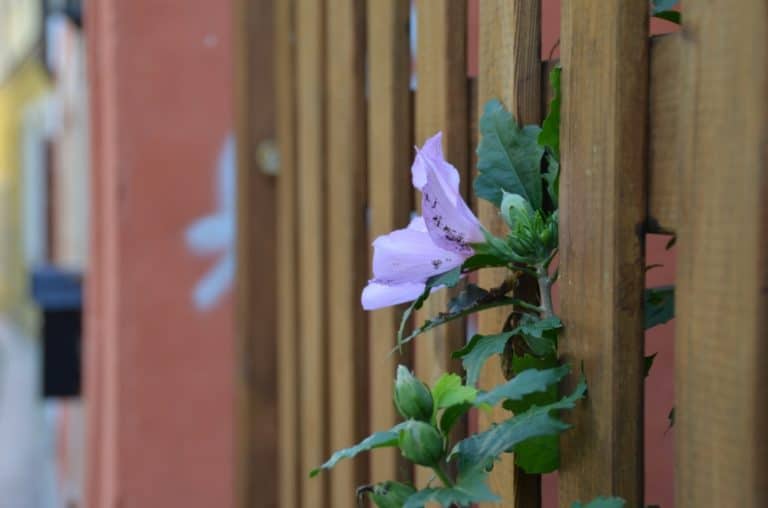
xmin=361 ymin=281 xmax=426 ymax=310
xmin=371 ymin=219 xmax=465 ymax=284
xmin=421 ymin=162 xmax=484 ymax=254
xmin=411 ymin=132 xmax=460 ymax=196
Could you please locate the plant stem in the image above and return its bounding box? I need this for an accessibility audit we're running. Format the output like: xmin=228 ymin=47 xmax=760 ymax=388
xmin=505 ymin=298 xmax=542 ymax=314
xmin=431 ymin=465 xmax=455 ymax=488
xmin=536 ymin=267 xmax=555 ymax=319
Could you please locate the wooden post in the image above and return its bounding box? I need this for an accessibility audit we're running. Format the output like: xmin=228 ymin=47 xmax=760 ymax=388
xmin=366 ymin=0 xmax=413 ymax=485
xmin=559 ymin=1 xmax=648 ymax=506
xmin=675 ymin=1 xmax=768 ymax=506
xmin=413 ymin=0 xmax=468 ymax=487
xmin=233 ymin=0 xmax=279 ymax=506
xmin=274 ymin=0 xmax=301 ymax=507
xmin=476 ymin=2 xmax=542 ymax=506
xmin=296 ymin=0 xmax=329 ymax=505
xmin=325 ymin=0 xmax=368 ymax=505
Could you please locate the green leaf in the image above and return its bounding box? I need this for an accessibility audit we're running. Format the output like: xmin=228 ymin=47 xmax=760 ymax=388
xmin=475 ymin=365 xmax=570 ymax=407
xmin=452 ymin=378 xmax=587 ymax=474
xmin=645 ymin=286 xmax=674 ymax=329
xmin=310 ymin=422 xmax=406 ymax=477
xmin=653 ymin=10 xmax=681 ymax=24
xmin=513 ymin=434 xmax=560 ymax=473
xmin=539 ymin=66 xmax=561 ymax=158
xmin=517 ymin=314 xmax=562 ymax=356
xmin=439 ymin=402 xmax=473 ymax=435
xmin=504 ymin=353 xmax=560 ymax=413
xmin=368 ymin=482 xmax=418 ymax=508
xmin=665 ymin=235 xmax=677 ymax=250
xmin=571 ymin=496 xmax=626 ymax=508
xmin=475 ymin=99 xmax=544 ymax=209
xmin=651 ymin=0 xmax=678 ymax=14
xmin=543 ymin=154 xmax=560 ymax=208
xmin=644 ymin=353 xmax=657 ymax=378
xmin=397 ymin=267 xmax=463 ymax=347
xmin=400 ymin=288 xmax=525 ymax=347
xmin=427 ymin=266 xmax=463 ymax=288
xmin=432 ymin=373 xmax=477 ymax=410
xmin=453 ymin=331 xmax=515 ymax=387
xmin=461 ymin=253 xmax=509 ymax=271
xmin=403 ymin=468 xmax=500 ymax=508
xmin=473 ymin=228 xmax=526 ymax=264
xmin=503 ymin=355 xmax=562 ymax=473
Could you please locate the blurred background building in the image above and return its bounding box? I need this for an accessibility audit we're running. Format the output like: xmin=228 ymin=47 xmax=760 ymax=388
xmin=0 ymin=0 xmax=239 ymax=506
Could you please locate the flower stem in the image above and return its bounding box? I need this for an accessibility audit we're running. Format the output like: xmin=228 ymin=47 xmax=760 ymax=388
xmin=431 ymin=465 xmax=455 ymax=488
xmin=536 ymin=267 xmax=555 ymax=319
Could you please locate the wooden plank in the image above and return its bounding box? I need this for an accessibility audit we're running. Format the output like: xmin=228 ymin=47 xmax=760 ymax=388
xmin=675 ymin=2 xmax=768 ymax=506
xmin=558 ymin=1 xmax=648 ymax=506
xmin=366 ymin=0 xmax=413 ymax=485
xmin=476 ymin=2 xmax=542 ymax=506
xmin=542 ymin=35 xmax=680 ymax=234
xmin=296 ymin=0 xmax=328 ymax=505
xmin=233 ymin=0 xmax=279 ymax=507
xmin=325 ymin=0 xmax=368 ymax=505
xmin=273 ymin=0 xmax=301 ymax=507
xmin=413 ymin=0 xmax=468 ymax=487
xmin=648 ymin=33 xmax=681 ymax=234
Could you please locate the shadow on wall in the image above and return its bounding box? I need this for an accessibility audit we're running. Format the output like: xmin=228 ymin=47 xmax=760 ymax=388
xmin=185 ymin=133 xmax=236 ymax=311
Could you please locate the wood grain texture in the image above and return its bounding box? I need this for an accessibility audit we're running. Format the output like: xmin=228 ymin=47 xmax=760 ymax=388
xmin=274 ymin=1 xmax=300 ymax=506
xmin=366 ymin=0 xmax=414 ymax=485
xmin=476 ymin=2 xmax=542 ymax=506
xmin=648 ymin=33 xmax=681 ymax=234
xmin=413 ymin=0 xmax=468 ymax=488
xmin=675 ymin=1 xmax=768 ymax=506
xmin=325 ymin=0 xmax=368 ymax=505
xmin=233 ymin=1 xmax=279 ymax=506
xmin=296 ymin=0 xmax=328 ymax=505
xmin=559 ymin=1 xmax=648 ymax=506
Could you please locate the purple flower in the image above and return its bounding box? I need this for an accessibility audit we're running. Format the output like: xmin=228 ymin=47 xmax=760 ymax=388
xmin=362 ymin=132 xmax=484 ymax=310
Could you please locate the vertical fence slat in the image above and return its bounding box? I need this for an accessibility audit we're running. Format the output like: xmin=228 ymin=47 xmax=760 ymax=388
xmin=275 ymin=1 xmax=300 ymax=506
xmin=326 ymin=0 xmax=368 ymax=505
xmin=476 ymin=2 xmax=542 ymax=506
xmin=559 ymin=1 xmax=648 ymax=506
xmin=366 ymin=0 xmax=413 ymax=485
xmin=413 ymin=0 xmax=468 ymax=487
xmin=675 ymin=2 xmax=768 ymax=506
xmin=296 ymin=0 xmax=328 ymax=505
xmin=234 ymin=0 xmax=278 ymax=506
xmin=647 ymin=34 xmax=681 ymax=234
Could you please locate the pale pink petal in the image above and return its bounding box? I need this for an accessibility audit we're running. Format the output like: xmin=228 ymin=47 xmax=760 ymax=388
xmin=421 ymin=163 xmax=484 ymax=254
xmin=406 ymin=215 xmax=428 ymax=232
xmin=361 ymin=281 xmax=427 ymax=310
xmin=411 ymin=132 xmax=460 ymax=195
xmin=371 ymin=221 xmax=465 ymax=284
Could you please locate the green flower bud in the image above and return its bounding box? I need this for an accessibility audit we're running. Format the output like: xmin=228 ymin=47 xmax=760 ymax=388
xmin=539 ymin=214 xmax=558 ymax=251
xmin=500 ymin=191 xmax=534 ymax=230
xmin=398 ymin=420 xmax=445 ymax=467
xmin=394 ymin=365 xmax=434 ymax=422
xmin=368 ymin=481 xmax=417 ymax=508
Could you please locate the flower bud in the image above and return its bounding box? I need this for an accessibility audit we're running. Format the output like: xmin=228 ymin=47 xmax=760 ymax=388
xmin=394 ymin=365 xmax=434 ymax=422
xmin=368 ymin=481 xmax=417 ymax=508
xmin=500 ymin=191 xmax=534 ymax=230
xmin=398 ymin=420 xmax=445 ymax=467
xmin=538 ymin=214 xmax=558 ymax=251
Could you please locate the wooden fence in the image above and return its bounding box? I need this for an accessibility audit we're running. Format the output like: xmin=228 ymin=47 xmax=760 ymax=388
xmin=234 ymin=0 xmax=768 ymax=507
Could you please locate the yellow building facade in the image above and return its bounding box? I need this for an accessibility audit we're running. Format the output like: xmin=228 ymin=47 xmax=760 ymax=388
xmin=0 ymin=59 xmax=50 ymax=333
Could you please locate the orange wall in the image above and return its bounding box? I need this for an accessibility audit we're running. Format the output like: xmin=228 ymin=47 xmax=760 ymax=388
xmin=85 ymin=1 xmax=235 ymax=507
